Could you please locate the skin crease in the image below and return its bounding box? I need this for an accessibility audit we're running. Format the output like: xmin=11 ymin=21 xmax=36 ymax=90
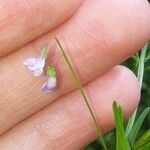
xmin=0 ymin=0 xmax=149 ymax=149
xmin=0 ymin=0 xmax=83 ymax=56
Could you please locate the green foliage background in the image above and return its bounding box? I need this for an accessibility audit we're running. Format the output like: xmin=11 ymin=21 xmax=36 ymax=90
xmin=84 ymin=42 xmax=150 ymax=150
xmin=84 ymin=1 xmax=150 ymax=148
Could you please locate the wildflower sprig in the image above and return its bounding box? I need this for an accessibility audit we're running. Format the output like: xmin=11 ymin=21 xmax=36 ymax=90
xmin=23 ymin=44 xmax=48 ymax=77
xmin=42 ymin=65 xmax=57 ymax=92
xmin=24 ymin=44 xmax=57 ymax=92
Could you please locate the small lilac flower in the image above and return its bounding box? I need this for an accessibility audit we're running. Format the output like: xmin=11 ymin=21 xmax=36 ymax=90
xmin=42 ymin=65 xmax=57 ymax=92
xmin=23 ymin=45 xmax=48 ymax=77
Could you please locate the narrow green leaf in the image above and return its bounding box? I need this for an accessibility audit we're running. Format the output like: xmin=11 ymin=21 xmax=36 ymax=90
xmin=144 ymin=55 xmax=150 ymax=63
xmin=128 ymin=107 xmax=150 ymax=145
xmin=126 ymin=42 xmax=148 ymax=138
xmin=132 ymin=129 xmax=150 ymax=150
xmin=131 ymin=55 xmax=139 ymax=63
xmin=113 ymin=101 xmax=131 ymax=150
xmin=136 ymin=142 xmax=150 ymax=150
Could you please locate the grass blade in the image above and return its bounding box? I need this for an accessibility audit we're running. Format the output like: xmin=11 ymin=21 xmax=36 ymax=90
xmin=113 ymin=101 xmax=131 ymax=150
xmin=132 ymin=129 xmax=150 ymax=150
xmin=126 ymin=42 xmax=148 ymax=137
xmin=128 ymin=107 xmax=150 ymax=145
xmin=55 ymin=38 xmax=107 ymax=150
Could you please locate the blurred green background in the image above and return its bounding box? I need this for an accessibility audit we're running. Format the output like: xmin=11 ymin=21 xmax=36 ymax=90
xmin=84 ymin=1 xmax=150 ymax=149
xmin=84 ymin=43 xmax=150 ymax=150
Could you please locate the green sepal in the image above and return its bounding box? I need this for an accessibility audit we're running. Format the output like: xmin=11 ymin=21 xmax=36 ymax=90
xmin=47 ymin=64 xmax=56 ymax=77
xmin=41 ymin=44 xmax=48 ymax=58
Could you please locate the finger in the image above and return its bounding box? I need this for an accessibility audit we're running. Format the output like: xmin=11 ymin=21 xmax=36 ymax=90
xmin=0 ymin=0 xmax=149 ymax=135
xmin=0 ymin=0 xmax=83 ymax=56
xmin=0 ymin=66 xmax=140 ymax=150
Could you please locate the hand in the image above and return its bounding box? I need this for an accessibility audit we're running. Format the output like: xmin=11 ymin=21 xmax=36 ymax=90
xmin=0 ymin=0 xmax=150 ymax=149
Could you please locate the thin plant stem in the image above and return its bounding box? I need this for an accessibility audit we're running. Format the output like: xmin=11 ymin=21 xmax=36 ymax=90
xmin=126 ymin=42 xmax=148 ymax=137
xmin=55 ymin=38 xmax=107 ymax=150
xmin=145 ymin=55 xmax=150 ymax=63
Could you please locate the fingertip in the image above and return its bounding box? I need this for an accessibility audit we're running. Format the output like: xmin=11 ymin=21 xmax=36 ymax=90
xmin=114 ymin=66 xmax=140 ymax=118
xmin=88 ymin=65 xmax=140 ymax=132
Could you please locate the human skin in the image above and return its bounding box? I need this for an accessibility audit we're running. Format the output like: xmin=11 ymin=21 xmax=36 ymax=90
xmin=0 ymin=0 xmax=150 ymax=149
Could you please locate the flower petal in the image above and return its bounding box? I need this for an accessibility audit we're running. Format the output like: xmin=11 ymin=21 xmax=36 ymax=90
xmin=23 ymin=57 xmax=38 ymax=66
xmin=24 ymin=56 xmax=46 ymax=77
xmin=47 ymin=77 xmax=57 ymax=89
xmin=30 ymin=57 xmax=45 ymax=70
xmin=42 ymin=77 xmax=57 ymax=92
xmin=41 ymin=82 xmax=48 ymax=92
xmin=33 ymin=69 xmax=43 ymax=77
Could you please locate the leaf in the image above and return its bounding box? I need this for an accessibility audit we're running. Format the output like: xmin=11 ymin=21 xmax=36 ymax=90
xmin=132 ymin=129 xmax=150 ymax=150
xmin=138 ymin=142 xmax=150 ymax=150
xmin=126 ymin=42 xmax=148 ymax=139
xmin=113 ymin=101 xmax=131 ymax=150
xmin=128 ymin=107 xmax=150 ymax=145
xmin=144 ymin=55 xmax=150 ymax=63
xmin=131 ymin=55 xmax=139 ymax=63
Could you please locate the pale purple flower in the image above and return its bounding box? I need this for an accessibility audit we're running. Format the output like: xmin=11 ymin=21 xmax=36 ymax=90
xmin=42 ymin=65 xmax=57 ymax=92
xmin=23 ymin=57 xmax=46 ymax=76
xmin=23 ymin=45 xmax=48 ymax=77
xmin=42 ymin=76 xmax=57 ymax=92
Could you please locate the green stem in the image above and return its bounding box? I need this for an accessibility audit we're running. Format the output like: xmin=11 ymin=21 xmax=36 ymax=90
xmin=144 ymin=55 xmax=150 ymax=63
xmin=126 ymin=42 xmax=148 ymax=138
xmin=55 ymin=38 xmax=107 ymax=150
xmin=137 ymin=43 xmax=148 ymax=88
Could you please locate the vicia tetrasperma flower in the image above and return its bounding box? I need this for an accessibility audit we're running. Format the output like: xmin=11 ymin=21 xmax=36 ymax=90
xmin=42 ymin=65 xmax=57 ymax=92
xmin=23 ymin=45 xmax=48 ymax=77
